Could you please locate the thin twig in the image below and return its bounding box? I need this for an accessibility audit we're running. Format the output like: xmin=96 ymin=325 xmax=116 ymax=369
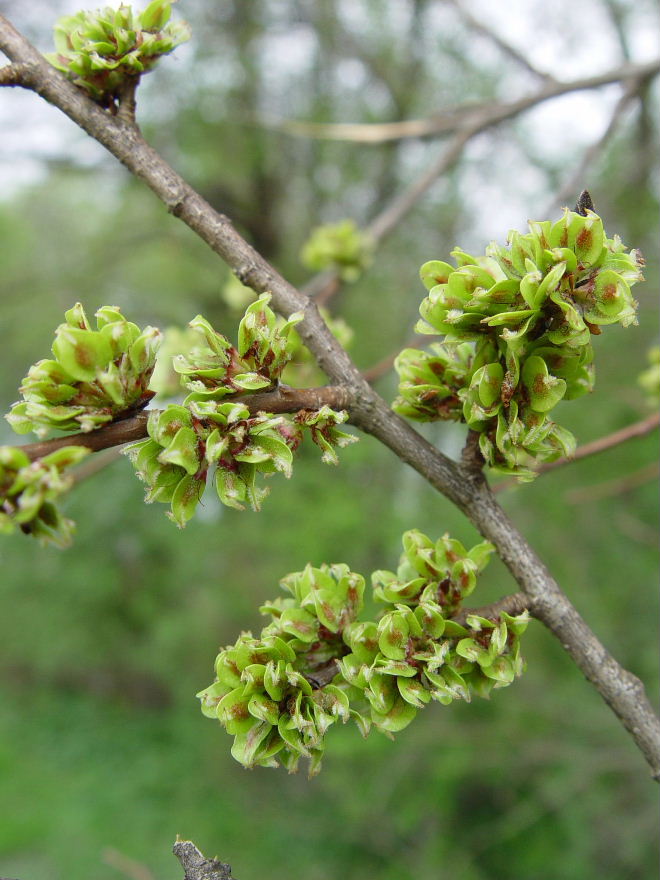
xmin=366 ymin=127 xmax=474 ymax=244
xmin=545 ymin=79 xmax=645 ymax=216
xmin=362 ymin=334 xmax=423 ymax=383
xmin=303 ymin=271 xmax=340 ymax=304
xmin=265 ymin=59 xmax=660 ymax=143
xmin=304 ymin=58 xmax=659 ymax=307
xmin=103 ymin=847 xmax=156 ymax=880
xmin=493 ymin=411 xmax=660 ymax=493
xmin=304 ymin=127 xmax=472 ymax=305
xmin=539 ymin=411 xmax=660 ymax=471
xmin=72 ymin=446 xmax=124 ymax=484
xmin=602 ymin=0 xmax=633 ymax=62
xmin=2 ymin=14 xmax=659 ymax=778
xmin=615 ymin=509 xmax=659 ymax=547
xmin=21 ymin=412 xmax=151 ymax=461
xmin=452 ymin=592 xmax=529 ymax=625
xmin=446 ymin=0 xmax=553 ymax=82
xmin=565 ymin=461 xmax=659 ymax=505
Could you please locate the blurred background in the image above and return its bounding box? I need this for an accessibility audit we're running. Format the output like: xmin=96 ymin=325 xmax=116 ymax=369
xmin=0 ymin=1 xmax=658 ymax=878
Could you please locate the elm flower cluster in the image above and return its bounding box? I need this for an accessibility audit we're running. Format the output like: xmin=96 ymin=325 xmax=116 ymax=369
xmin=7 ymin=302 xmax=160 ymax=438
xmin=46 ymin=1 xmax=191 ymax=107
xmin=198 ymin=530 xmax=529 ymax=775
xmin=300 ymin=220 xmax=373 ymax=282
xmin=0 ymin=445 xmax=90 ymax=547
xmin=394 ymin=207 xmax=644 ymax=478
xmin=173 ymin=295 xmax=304 ymax=400
xmin=125 ymin=401 xmax=295 ymax=525
xmin=124 ymin=295 xmax=357 ymax=523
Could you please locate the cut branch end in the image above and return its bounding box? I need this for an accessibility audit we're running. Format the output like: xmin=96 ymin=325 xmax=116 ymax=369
xmin=173 ymin=840 xmax=236 ymax=880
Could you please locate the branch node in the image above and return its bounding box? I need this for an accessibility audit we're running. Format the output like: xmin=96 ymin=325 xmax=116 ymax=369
xmin=0 ymin=60 xmax=33 ymax=87
xmin=235 ymin=264 xmax=262 ymax=290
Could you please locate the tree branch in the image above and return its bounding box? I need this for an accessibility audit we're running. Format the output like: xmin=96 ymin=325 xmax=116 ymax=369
xmin=544 ymin=77 xmax=648 ymax=216
xmin=115 ymin=76 xmax=139 ymax=124
xmin=303 ymin=128 xmax=471 ymax=304
xmin=361 ymin=333 xmax=422 ymax=383
xmin=172 ymin=840 xmax=236 ymax=880
xmin=365 ymin=127 xmax=474 ymax=244
xmin=539 ymin=411 xmax=660 ymax=473
xmin=458 ymin=477 xmax=660 ymax=778
xmin=18 ymin=386 xmax=354 ymax=462
xmin=264 ymin=59 xmax=660 ymax=143
xmin=494 ymin=411 xmax=660 ymax=492
xmin=446 ymin=0 xmax=553 ymax=82
xmin=71 ymin=446 xmax=124 ymax=484
xmin=2 ymin=15 xmax=658 ymax=778
xmin=565 ymin=461 xmax=659 ymax=505
xmin=451 ymin=592 xmax=529 ymax=626
xmin=21 ymin=413 xmax=150 ymax=461
xmin=304 ymin=59 xmax=658 ymax=305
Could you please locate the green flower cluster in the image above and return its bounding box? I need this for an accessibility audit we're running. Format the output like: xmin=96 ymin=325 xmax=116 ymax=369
xmin=293 ymin=406 xmax=356 ymax=465
xmin=362 ymin=531 xmax=526 ymax=708
xmin=6 ymin=303 xmax=161 ymax=438
xmin=0 ymin=445 xmax=90 ymax=547
xmin=174 ymin=295 xmax=303 ymax=399
xmin=46 ymin=1 xmax=191 ymax=107
xmin=218 ymin=278 xmax=355 ymax=388
xmin=198 ymin=530 xmax=529 ymax=775
xmin=125 ymin=295 xmax=356 ymax=523
xmin=198 ymin=564 xmax=364 ymax=775
xmin=394 ymin=342 xmax=471 ymax=421
xmin=394 ymin=208 xmax=644 ymax=477
xmin=125 ymin=401 xmax=295 ymax=525
xmin=300 ymin=219 xmax=373 ymax=282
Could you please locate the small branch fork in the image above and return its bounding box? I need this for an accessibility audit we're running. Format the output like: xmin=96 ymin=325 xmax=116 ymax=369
xmin=265 ymin=59 xmax=660 ymax=144
xmin=0 ymin=59 xmax=32 ymax=86
xmin=1 ymin=15 xmax=659 ymax=779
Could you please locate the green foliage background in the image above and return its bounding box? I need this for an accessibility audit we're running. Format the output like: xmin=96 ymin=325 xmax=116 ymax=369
xmin=0 ymin=1 xmax=658 ymax=878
